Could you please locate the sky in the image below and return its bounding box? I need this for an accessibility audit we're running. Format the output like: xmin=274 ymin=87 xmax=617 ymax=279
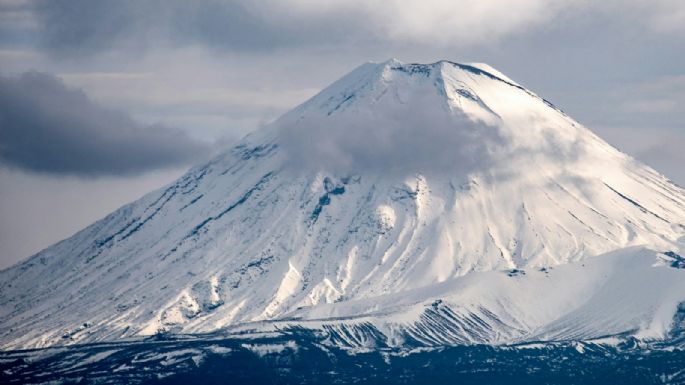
xmin=0 ymin=0 xmax=684 ymax=268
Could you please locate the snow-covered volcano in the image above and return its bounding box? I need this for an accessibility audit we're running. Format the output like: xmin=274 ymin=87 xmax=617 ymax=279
xmin=2 ymin=59 xmax=685 ymax=350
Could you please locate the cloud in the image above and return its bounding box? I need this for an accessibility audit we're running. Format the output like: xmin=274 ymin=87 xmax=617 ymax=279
xmin=276 ymin=86 xmax=506 ymax=176
xmin=0 ymin=71 xmax=211 ymax=176
xmin=25 ymin=0 xmax=685 ymax=58
xmin=336 ymin=0 xmax=571 ymax=44
xmin=29 ymin=0 xmax=361 ymax=56
xmin=620 ymin=0 xmax=685 ymax=34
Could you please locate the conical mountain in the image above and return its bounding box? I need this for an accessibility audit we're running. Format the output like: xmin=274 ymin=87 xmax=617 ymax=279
xmin=2 ymin=60 xmax=685 ymax=349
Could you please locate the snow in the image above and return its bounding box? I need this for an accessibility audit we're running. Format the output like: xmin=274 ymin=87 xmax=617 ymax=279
xmin=240 ymin=341 xmax=298 ymax=357
xmin=1 ymin=59 xmax=685 ymax=350
xmin=464 ymin=62 xmax=521 ymax=86
xmin=272 ymin=247 xmax=685 ymax=347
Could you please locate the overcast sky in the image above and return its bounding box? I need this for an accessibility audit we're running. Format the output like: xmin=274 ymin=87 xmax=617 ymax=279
xmin=1 ymin=0 xmax=684 ymax=268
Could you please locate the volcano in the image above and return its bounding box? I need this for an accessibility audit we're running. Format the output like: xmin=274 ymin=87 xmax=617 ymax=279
xmin=2 ymin=59 xmax=685 ymax=350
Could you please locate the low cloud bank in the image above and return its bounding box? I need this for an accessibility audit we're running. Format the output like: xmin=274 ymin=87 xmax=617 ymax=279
xmin=0 ymin=71 xmax=210 ymax=176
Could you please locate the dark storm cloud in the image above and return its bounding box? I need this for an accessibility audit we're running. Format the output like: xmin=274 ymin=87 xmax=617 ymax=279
xmin=0 ymin=71 xmax=210 ymax=176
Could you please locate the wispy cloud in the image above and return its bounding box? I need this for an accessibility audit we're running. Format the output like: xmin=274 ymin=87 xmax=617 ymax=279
xmin=277 ymin=84 xmax=506 ymax=176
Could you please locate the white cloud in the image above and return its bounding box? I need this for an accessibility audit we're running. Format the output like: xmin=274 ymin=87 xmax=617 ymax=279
xmin=365 ymin=0 xmax=568 ymax=44
xmin=261 ymin=0 xmax=575 ymax=45
xmin=281 ymin=0 xmax=685 ymax=43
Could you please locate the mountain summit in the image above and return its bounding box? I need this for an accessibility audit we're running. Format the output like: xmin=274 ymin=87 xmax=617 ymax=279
xmin=2 ymin=60 xmax=685 ymax=349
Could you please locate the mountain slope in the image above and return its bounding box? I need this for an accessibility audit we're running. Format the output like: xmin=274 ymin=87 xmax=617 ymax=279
xmin=2 ymin=59 xmax=685 ymax=349
xmin=254 ymin=246 xmax=685 ymax=347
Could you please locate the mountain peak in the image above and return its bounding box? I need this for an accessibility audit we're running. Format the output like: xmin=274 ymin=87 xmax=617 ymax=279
xmin=275 ymin=58 xmax=615 ymax=177
xmin=284 ymin=58 xmax=546 ymax=124
xmin=376 ymin=59 xmax=519 ymax=89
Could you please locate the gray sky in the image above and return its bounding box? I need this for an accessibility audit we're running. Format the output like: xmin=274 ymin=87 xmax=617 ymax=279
xmin=0 ymin=0 xmax=684 ymax=268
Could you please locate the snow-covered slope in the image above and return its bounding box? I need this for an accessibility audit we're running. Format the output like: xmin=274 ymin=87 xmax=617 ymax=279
xmin=2 ymin=59 xmax=685 ymax=349
xmin=253 ymin=247 xmax=685 ymax=347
